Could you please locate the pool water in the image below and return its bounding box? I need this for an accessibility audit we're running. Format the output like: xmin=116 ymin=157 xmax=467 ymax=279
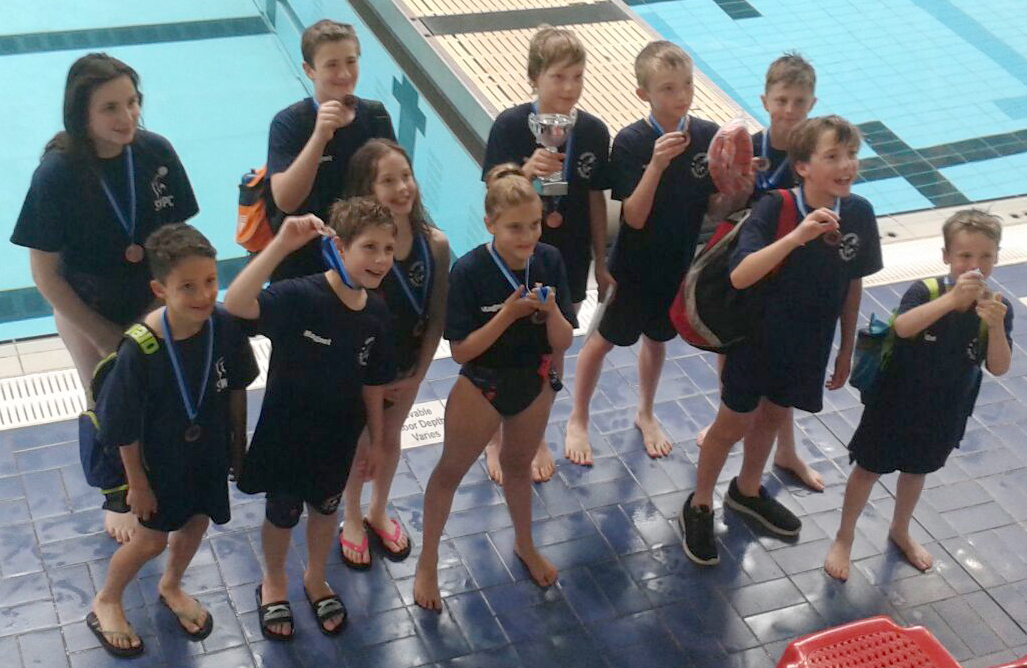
xmin=0 ymin=0 xmax=487 ymax=341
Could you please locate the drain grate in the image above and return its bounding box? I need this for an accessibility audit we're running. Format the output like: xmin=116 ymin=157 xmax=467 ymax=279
xmin=0 ymin=369 xmax=85 ymax=429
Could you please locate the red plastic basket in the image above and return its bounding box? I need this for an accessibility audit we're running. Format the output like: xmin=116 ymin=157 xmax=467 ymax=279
xmin=775 ymin=616 xmax=961 ymax=668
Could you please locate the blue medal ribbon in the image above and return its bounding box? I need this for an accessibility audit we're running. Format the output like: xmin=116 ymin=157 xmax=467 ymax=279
xmin=321 ymin=236 xmax=357 ymax=289
xmin=646 ymin=113 xmax=688 ymax=137
xmin=161 ymin=309 xmax=214 ymax=428
xmin=487 ymin=242 xmax=547 ymax=301
xmin=391 ymin=233 xmax=432 ymax=317
xmin=99 ymin=146 xmax=136 ymax=244
xmin=757 ymin=131 xmax=790 ymax=191
xmin=793 ymin=186 xmax=840 ymax=218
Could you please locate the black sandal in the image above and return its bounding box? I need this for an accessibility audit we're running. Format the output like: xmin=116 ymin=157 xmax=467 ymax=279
xmin=158 ymin=594 xmax=213 ymax=640
xmin=86 ymin=611 xmax=144 ymax=658
xmin=305 ymin=588 xmax=347 ymax=636
xmin=364 ymin=517 xmax=414 ymax=562
xmin=255 ymin=585 xmax=294 ymax=642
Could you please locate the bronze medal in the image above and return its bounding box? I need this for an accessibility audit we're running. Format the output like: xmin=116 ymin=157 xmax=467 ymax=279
xmin=823 ymin=230 xmax=842 ymax=246
xmin=545 ymin=211 xmax=563 ymax=228
xmin=125 ymin=243 xmax=144 ymax=263
xmin=184 ymin=424 xmax=202 ymax=442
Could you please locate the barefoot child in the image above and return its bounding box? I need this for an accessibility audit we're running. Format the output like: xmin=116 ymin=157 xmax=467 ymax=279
xmin=482 ymin=26 xmax=611 ymax=483
xmin=89 ymin=224 xmax=257 ymax=658
xmin=681 ymin=116 xmax=882 ymax=566
xmin=564 ymin=41 xmax=731 ymax=465
xmin=338 ymin=140 xmax=449 ymax=569
xmin=414 ymin=165 xmax=576 ymax=611
xmin=225 ymin=200 xmax=395 ymax=639
xmin=824 ymin=210 xmax=1012 ymax=581
xmin=697 ymin=53 xmax=826 ymax=491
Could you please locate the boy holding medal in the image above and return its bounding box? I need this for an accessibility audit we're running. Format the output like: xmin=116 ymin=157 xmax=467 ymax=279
xmin=564 ymin=41 xmax=733 ymax=465
xmin=265 ymin=19 xmax=396 ymax=281
xmin=88 ymin=224 xmax=258 ymax=658
xmin=481 ymin=25 xmax=610 ymax=482
xmin=695 ymin=53 xmax=827 ymax=491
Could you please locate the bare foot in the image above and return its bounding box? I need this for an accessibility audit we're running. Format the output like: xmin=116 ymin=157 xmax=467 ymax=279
xmin=824 ymin=535 xmax=853 ymax=581
xmin=564 ymin=418 xmax=593 ymax=466
xmin=413 ymin=560 xmax=442 ymax=612
xmin=104 ymin=510 xmax=137 ymax=544
xmin=303 ymin=576 xmax=344 ymax=633
xmin=91 ymin=594 xmax=142 ymax=651
xmin=485 ymin=438 xmax=503 ymax=485
xmin=260 ymin=578 xmax=292 ymax=638
xmin=514 ymin=545 xmax=558 ymax=587
xmin=774 ymin=450 xmax=825 ymax=492
xmin=366 ymin=512 xmax=409 ymax=553
xmin=635 ymin=412 xmax=672 ymax=458
xmin=340 ymin=517 xmax=371 ymax=566
xmin=531 ymin=440 xmax=555 ymax=483
xmin=157 ymin=583 xmax=208 ymax=634
xmin=696 ymin=424 xmax=710 ymax=448
xmin=889 ymin=527 xmax=933 ymax=572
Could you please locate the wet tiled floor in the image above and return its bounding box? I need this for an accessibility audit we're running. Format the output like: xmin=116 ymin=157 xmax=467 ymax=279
xmin=3 ymin=266 xmax=1027 ymax=668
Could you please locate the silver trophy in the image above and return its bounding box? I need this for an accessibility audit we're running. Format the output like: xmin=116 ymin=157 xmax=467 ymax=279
xmin=528 ymin=112 xmax=575 ymax=196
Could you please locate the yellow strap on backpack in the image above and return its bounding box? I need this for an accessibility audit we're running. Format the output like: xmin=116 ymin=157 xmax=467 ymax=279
xmin=923 ymin=277 xmax=989 ymax=348
xmin=125 ymin=323 xmax=160 ymax=354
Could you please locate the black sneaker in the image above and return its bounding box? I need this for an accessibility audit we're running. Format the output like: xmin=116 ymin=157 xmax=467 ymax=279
xmin=724 ymin=477 xmax=801 ymax=537
xmin=678 ymin=493 xmax=719 ymax=566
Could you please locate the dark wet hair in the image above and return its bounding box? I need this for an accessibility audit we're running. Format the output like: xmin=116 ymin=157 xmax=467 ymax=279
xmin=146 ymin=223 xmax=216 ymax=282
xmin=346 ymin=139 xmax=433 ymax=238
xmin=44 ymin=53 xmax=141 ymax=161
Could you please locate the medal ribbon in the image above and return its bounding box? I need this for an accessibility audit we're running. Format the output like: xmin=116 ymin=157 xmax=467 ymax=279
xmin=488 ymin=242 xmax=547 ymax=301
xmin=161 ymin=309 xmax=214 ymax=427
xmin=647 ymin=113 xmax=688 ymax=137
xmin=390 ymin=233 xmax=432 ymax=317
xmin=321 ymin=236 xmax=357 ymax=289
xmin=99 ymin=146 xmax=136 ymax=244
xmin=758 ymin=131 xmax=791 ymax=191
xmin=793 ymin=186 xmax=840 ymax=218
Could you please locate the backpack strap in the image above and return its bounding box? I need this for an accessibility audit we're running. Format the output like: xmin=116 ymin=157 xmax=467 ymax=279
xmin=773 ymin=189 xmax=800 ymax=241
xmin=924 ymin=277 xmax=940 ymax=301
xmin=124 ymin=323 xmax=160 ymax=355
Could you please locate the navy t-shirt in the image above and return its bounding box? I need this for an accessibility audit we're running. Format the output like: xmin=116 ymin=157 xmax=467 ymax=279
xmin=730 ymin=190 xmax=883 ymax=384
xmin=445 ymin=243 xmax=577 ymax=368
xmin=378 ymin=232 xmax=435 ymax=374
xmin=97 ymin=307 xmax=258 ymax=523
xmin=265 ymin=97 xmax=396 ymax=281
xmin=482 ymin=104 xmax=610 ymax=267
xmin=240 ymin=274 xmax=394 ymax=498
xmin=12 ymin=130 xmax=198 ymax=323
xmin=750 ymin=130 xmax=795 ymax=201
xmin=608 ymin=116 xmax=718 ymax=291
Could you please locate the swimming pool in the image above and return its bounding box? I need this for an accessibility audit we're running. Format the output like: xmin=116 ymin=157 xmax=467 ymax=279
xmin=0 ymin=0 xmax=488 ymax=341
xmin=628 ymin=0 xmax=1027 ymax=214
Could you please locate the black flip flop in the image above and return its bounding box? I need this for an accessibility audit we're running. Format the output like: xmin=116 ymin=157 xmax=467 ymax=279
xmin=86 ymin=611 xmax=144 ymax=658
xmin=255 ymin=585 xmax=294 ymax=642
xmin=158 ymin=594 xmax=213 ymax=640
xmin=305 ymin=588 xmax=347 ymax=636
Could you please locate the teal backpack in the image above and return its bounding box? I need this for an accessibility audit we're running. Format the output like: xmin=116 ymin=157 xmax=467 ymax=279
xmin=850 ymin=278 xmax=987 ymax=403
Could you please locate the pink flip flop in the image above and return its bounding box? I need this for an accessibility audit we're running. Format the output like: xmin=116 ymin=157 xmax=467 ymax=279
xmin=338 ymin=527 xmax=371 ymax=571
xmin=364 ymin=517 xmax=413 ymax=562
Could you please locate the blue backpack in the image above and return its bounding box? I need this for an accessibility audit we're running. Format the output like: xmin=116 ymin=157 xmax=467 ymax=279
xmin=78 ymin=324 xmax=160 ymax=510
xmin=850 ymin=277 xmax=987 ymax=402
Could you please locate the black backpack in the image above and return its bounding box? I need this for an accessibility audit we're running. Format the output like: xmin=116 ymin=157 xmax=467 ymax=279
xmin=78 ymin=324 xmax=160 ymax=511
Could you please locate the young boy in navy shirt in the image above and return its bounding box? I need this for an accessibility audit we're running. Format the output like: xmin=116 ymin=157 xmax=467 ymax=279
xmin=266 ymin=19 xmax=396 ymax=281
xmin=564 ymin=41 xmax=737 ymax=465
xmin=89 ymin=224 xmax=257 ymax=658
xmin=697 ymin=53 xmax=827 ymax=491
xmin=226 ymin=198 xmax=395 ymax=640
xmin=681 ymin=116 xmax=882 ymax=566
xmin=481 ymin=26 xmax=610 ymax=482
